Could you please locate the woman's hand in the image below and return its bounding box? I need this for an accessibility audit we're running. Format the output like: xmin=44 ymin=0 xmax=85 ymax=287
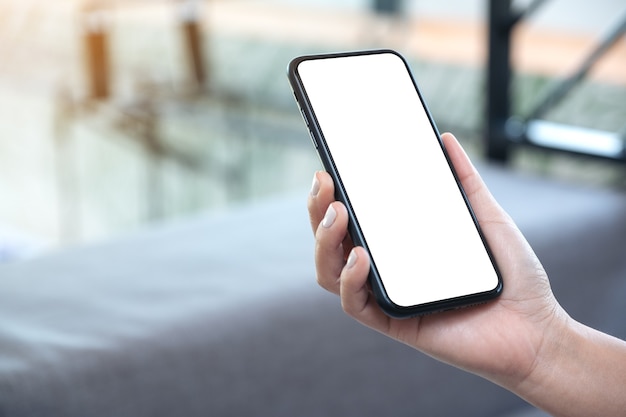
xmin=308 ymin=132 xmax=565 ymax=388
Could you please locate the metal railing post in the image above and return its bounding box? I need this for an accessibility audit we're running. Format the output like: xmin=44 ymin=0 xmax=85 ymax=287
xmin=372 ymin=0 xmax=403 ymax=15
xmin=485 ymin=0 xmax=513 ymax=162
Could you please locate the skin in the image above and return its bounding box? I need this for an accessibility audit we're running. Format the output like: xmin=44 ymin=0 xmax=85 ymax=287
xmin=308 ymin=132 xmax=626 ymax=417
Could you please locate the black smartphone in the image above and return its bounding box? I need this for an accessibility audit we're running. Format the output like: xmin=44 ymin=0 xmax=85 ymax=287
xmin=287 ymin=49 xmax=502 ymax=318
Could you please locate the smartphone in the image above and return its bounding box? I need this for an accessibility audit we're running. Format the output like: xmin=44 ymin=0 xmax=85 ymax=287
xmin=287 ymin=49 xmax=502 ymax=318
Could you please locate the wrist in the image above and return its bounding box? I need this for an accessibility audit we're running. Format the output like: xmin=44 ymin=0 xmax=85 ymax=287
xmin=513 ymin=313 xmax=626 ymax=417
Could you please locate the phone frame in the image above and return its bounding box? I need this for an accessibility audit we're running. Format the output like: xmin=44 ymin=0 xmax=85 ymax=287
xmin=288 ymin=49 xmax=503 ymax=318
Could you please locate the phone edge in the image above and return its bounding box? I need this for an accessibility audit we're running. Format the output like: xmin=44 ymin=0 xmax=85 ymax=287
xmin=286 ymin=49 xmax=503 ymax=318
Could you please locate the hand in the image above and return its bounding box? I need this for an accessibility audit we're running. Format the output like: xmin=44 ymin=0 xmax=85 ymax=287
xmin=307 ymin=132 xmax=567 ymax=388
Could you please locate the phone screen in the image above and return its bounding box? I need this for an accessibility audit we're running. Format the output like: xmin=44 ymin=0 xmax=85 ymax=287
xmin=293 ymin=51 xmax=500 ymax=311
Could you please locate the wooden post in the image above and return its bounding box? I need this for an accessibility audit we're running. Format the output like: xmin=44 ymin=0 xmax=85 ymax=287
xmin=82 ymin=3 xmax=111 ymax=100
xmin=178 ymin=0 xmax=207 ymax=90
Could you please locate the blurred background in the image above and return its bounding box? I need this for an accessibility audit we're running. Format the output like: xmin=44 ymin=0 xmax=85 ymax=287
xmin=0 ymin=0 xmax=625 ymax=260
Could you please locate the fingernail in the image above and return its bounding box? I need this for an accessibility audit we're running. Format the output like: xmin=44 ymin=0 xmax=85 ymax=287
xmin=310 ymin=172 xmax=320 ymax=196
xmin=321 ymin=204 xmax=336 ymax=228
xmin=346 ymin=249 xmax=358 ymax=269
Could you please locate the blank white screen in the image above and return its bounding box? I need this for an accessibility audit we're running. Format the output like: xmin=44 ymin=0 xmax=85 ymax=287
xmin=298 ymin=52 xmax=499 ymax=307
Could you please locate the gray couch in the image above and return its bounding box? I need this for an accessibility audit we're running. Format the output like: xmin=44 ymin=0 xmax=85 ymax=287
xmin=1 ymin=162 xmax=625 ymax=417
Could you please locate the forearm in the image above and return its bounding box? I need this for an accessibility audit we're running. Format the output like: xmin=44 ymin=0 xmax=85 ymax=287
xmin=515 ymin=316 xmax=626 ymax=417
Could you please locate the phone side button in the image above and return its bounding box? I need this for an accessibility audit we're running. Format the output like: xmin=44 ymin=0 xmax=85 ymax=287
xmin=308 ymin=130 xmax=318 ymax=148
xmin=300 ymin=108 xmax=309 ymax=126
